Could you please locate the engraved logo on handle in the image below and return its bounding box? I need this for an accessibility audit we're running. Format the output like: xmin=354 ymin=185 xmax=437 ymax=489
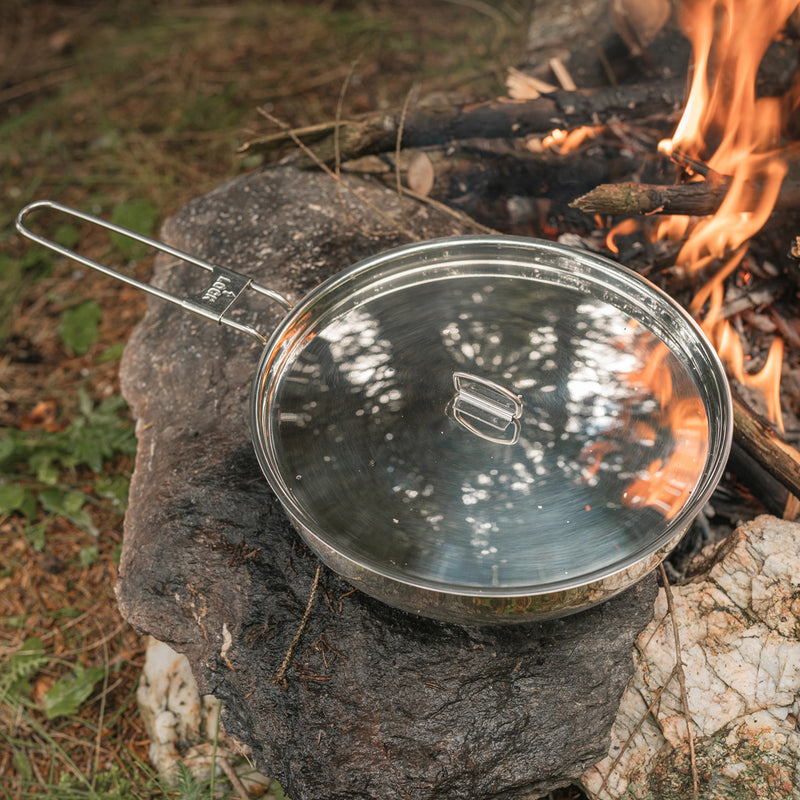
xmin=450 ymin=372 xmax=523 ymax=446
xmin=201 ymin=274 xmax=237 ymax=303
xmin=189 ymin=267 xmax=252 ymax=318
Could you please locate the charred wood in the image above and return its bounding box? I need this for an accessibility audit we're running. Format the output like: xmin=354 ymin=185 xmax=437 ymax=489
xmin=732 ymin=392 xmax=800 ymax=502
xmin=727 ymin=442 xmax=798 ymax=520
xmin=345 ymin=146 xmax=626 ymax=224
xmin=242 ymin=80 xmax=686 ymax=166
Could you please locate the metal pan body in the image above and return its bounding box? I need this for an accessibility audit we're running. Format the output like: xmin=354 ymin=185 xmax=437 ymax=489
xmin=250 ymin=236 xmax=732 ymax=623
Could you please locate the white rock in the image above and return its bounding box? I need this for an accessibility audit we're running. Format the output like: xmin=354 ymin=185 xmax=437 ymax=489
xmin=137 ymin=635 xmax=273 ymax=796
xmin=582 ymin=515 xmax=800 ymax=799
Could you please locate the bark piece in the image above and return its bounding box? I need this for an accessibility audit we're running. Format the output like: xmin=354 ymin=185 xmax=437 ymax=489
xmin=117 ymin=165 xmax=658 ymax=800
xmin=733 ymin=394 xmax=800 ymax=500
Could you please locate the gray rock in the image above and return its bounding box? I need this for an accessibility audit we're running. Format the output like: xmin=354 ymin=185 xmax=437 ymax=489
xmin=117 ymin=165 xmax=657 ymax=800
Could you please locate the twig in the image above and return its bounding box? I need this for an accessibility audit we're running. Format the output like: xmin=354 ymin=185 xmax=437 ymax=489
xmin=396 ymin=85 xmax=420 ymax=230
xmin=549 ymin=57 xmax=576 ymax=91
xmin=396 ymin=185 xmax=500 ymax=235
xmin=658 ymin=563 xmax=699 ymax=799
xmin=506 ymin=66 xmax=557 ymax=99
xmin=273 ymin=565 xmax=322 ymax=688
xmin=664 ymin=149 xmax=729 ymax=182
xmin=242 ymin=80 xmax=686 ymax=165
xmin=217 ymin=756 xmax=251 ymax=800
xmin=335 ymin=62 xmax=358 ymax=180
xmin=334 ymin=59 xmax=374 ymax=238
xmin=92 ymin=626 xmax=110 ymax=789
xmin=571 ymin=174 xmax=800 ymax=216
xmin=595 ymin=663 xmax=679 ymax=798
xmin=0 ymin=67 xmax=78 ymax=106
xmin=571 ymin=180 xmax=730 ymax=216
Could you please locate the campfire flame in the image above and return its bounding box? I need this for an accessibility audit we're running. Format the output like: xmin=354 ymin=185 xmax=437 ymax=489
xmin=607 ymin=0 xmax=798 ymax=517
xmin=656 ymin=0 xmax=799 ymax=431
xmin=542 ymin=125 xmax=597 ymax=154
xmin=604 ymin=0 xmax=799 ymax=517
xmin=533 ymin=3 xmax=798 ymax=518
xmin=606 ymin=219 xmax=639 ymax=254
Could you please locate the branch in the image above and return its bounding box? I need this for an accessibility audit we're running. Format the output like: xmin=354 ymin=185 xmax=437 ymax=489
xmin=732 ymin=393 xmax=800 ymax=501
xmin=658 ymin=563 xmax=699 ymax=800
xmin=241 ymin=80 xmax=686 ymax=165
xmin=571 ymin=176 xmax=800 ymax=216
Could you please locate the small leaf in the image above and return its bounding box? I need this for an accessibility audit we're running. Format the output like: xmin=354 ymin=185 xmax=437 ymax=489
xmin=0 ymin=484 xmax=37 ymax=519
xmin=53 ymin=224 xmax=80 ymax=250
xmin=175 ymin=762 xmax=204 ymax=800
xmin=38 ymin=488 xmax=96 ymax=534
xmin=78 ymin=545 xmax=99 ymax=567
xmin=2 ymin=636 xmax=48 ymax=697
xmin=95 ymin=474 xmax=130 ymax=507
xmin=7 ymin=637 xmax=47 ymax=674
xmin=29 ymin=450 xmax=61 ymax=485
xmin=98 ymin=342 xmax=125 ymax=363
xmin=58 ymin=300 xmax=102 ymax=355
xmin=25 ymin=520 xmax=47 ymax=552
xmin=109 ymin=199 xmax=158 ymax=259
xmin=44 ymin=663 xmax=105 ymax=719
xmin=62 ymin=490 xmax=87 ymax=515
xmin=13 ymin=750 xmax=33 ymax=781
xmin=20 ymin=246 xmax=53 ymax=278
xmin=38 ymin=487 xmax=69 ymax=515
xmin=0 ymin=432 xmax=18 ymax=464
xmin=77 ymin=385 xmax=94 ymax=419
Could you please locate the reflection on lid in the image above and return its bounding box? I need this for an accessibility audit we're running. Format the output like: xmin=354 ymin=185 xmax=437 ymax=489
xmin=622 ymin=336 xmax=708 ymax=519
xmin=270 ymin=274 xmax=711 ymax=589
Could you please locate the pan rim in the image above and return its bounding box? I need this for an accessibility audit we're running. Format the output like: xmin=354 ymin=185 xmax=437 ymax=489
xmin=249 ymin=234 xmax=733 ymax=599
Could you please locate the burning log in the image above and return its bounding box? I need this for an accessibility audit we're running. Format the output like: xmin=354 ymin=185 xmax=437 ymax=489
xmin=732 ymin=392 xmax=800 ymax=503
xmin=241 ymin=80 xmax=686 ymax=166
xmin=728 ymin=442 xmax=799 ymax=520
xmin=571 ymin=174 xmax=800 ymax=216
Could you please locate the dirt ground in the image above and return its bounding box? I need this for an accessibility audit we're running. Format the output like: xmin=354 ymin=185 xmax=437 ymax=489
xmin=0 ymin=2 xmax=537 ymax=797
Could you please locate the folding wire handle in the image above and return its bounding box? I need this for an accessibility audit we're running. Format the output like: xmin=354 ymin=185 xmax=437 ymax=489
xmin=15 ymin=200 xmax=293 ymax=345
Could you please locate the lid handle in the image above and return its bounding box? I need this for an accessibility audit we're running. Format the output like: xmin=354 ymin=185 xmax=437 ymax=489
xmin=451 ymin=372 xmax=523 ymax=446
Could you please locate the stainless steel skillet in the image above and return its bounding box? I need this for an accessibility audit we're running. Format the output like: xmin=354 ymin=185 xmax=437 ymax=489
xmin=16 ymin=200 xmax=732 ymax=624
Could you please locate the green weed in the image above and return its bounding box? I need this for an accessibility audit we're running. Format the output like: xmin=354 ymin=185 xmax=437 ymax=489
xmin=0 ymin=387 xmax=136 ymax=549
xmin=58 ymin=300 xmax=103 ymax=355
xmin=0 ymin=635 xmax=167 ymax=799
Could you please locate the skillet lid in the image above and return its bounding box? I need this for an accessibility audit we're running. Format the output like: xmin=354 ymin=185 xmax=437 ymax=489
xmin=252 ymin=236 xmax=731 ymax=596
